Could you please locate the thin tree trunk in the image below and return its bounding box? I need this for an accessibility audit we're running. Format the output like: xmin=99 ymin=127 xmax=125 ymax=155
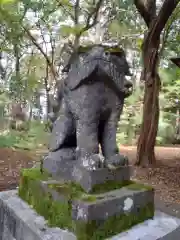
xmin=134 ymin=0 xmax=179 ymax=166
xmin=44 ymin=62 xmax=51 ymax=120
xmin=14 ymin=43 xmax=21 ymax=102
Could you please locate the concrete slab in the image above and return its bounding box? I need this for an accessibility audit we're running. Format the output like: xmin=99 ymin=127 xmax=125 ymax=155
xmin=155 ymin=196 xmax=180 ymax=219
xmin=0 ymin=190 xmax=76 ymax=240
xmin=0 ymin=190 xmax=180 ymax=240
xmin=111 ymin=211 xmax=180 ymax=240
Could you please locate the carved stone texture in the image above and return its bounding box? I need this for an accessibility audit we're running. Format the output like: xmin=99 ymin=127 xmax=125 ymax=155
xmin=43 ymin=150 xmax=131 ymax=192
xmin=44 ymin=44 xmax=133 ymax=179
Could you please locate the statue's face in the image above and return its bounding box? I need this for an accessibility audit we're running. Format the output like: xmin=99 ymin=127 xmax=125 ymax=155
xmin=63 ymin=45 xmax=132 ymax=75
xmin=82 ymin=45 xmax=132 ymax=77
xmin=84 ymin=45 xmax=132 ymax=92
xmin=62 ymin=45 xmax=133 ymax=95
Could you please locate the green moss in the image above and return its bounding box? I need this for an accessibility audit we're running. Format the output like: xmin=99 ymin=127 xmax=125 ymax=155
xmin=48 ymin=180 xmax=133 ymax=199
xmin=48 ymin=181 xmax=85 ymax=199
xmin=126 ymin=182 xmax=154 ymax=191
xmin=20 ymin=167 xmax=50 ymax=180
xmin=19 ymin=168 xmax=73 ymax=229
xmin=48 ymin=180 xmax=153 ymax=199
xmin=74 ymin=202 xmax=154 ymax=240
xmin=19 ymin=168 xmax=154 ymax=240
xmin=77 ymin=44 xmax=123 ymax=54
xmin=91 ymin=180 xmax=133 ymax=194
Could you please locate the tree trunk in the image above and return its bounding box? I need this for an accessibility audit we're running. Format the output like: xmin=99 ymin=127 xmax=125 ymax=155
xmin=14 ymin=43 xmax=21 ymax=101
xmin=134 ymin=0 xmax=180 ymax=166
xmin=44 ymin=62 xmax=52 ymax=120
xmin=136 ymin=34 xmax=161 ymax=165
xmin=136 ymin=75 xmax=160 ymax=165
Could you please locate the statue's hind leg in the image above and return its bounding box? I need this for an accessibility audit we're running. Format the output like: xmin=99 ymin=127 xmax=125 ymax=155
xmin=49 ymin=100 xmax=76 ymax=152
xmin=101 ymin=105 xmax=128 ymax=168
xmin=43 ymin=101 xmax=77 ymax=178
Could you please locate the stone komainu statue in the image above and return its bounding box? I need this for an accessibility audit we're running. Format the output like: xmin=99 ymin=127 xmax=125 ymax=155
xmin=45 ymin=44 xmax=133 ymax=170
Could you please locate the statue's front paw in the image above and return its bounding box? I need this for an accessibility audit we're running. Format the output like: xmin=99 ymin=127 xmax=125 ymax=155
xmin=80 ymin=154 xmax=105 ymax=170
xmin=106 ymin=154 xmax=129 ymax=169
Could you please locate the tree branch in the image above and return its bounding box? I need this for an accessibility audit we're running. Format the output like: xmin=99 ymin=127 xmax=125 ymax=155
xmin=56 ymin=0 xmax=74 ymax=20
xmin=81 ymin=0 xmax=104 ymax=33
xmin=134 ymin=0 xmax=156 ymax=27
xmin=22 ymin=26 xmax=58 ymax=81
xmin=159 ymin=5 xmax=180 ymax=58
xmin=0 ymin=52 xmax=6 ymax=79
xmin=39 ymin=17 xmax=56 ymax=66
xmin=74 ymin=0 xmax=80 ymax=24
xmin=147 ymin=0 xmax=180 ymax=44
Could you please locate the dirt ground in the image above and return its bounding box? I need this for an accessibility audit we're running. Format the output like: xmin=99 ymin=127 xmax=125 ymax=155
xmin=0 ymin=146 xmax=180 ymax=205
xmin=120 ymin=145 xmax=180 ymax=204
xmin=0 ymin=148 xmax=37 ymax=191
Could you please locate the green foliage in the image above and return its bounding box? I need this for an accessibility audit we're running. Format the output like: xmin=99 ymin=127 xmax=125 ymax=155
xmin=0 ymin=133 xmax=19 ymax=147
xmin=116 ymin=79 xmax=180 ymax=146
xmin=0 ymin=0 xmax=15 ymax=3
xmin=0 ymin=121 xmax=49 ymax=150
xmin=0 ymin=0 xmax=178 ymax=149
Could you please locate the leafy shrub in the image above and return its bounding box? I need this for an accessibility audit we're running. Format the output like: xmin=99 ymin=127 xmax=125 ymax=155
xmin=0 ymin=133 xmax=19 ymax=148
xmin=0 ymin=121 xmax=49 ymax=150
xmin=116 ymin=86 xmax=178 ymax=146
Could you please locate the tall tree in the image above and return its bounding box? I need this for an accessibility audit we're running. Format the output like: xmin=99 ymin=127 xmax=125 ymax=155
xmin=134 ymin=0 xmax=180 ymax=166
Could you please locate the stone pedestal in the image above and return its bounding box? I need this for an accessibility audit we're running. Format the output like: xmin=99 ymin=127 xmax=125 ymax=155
xmin=16 ymin=163 xmax=155 ymax=239
xmin=43 ymin=151 xmax=131 ymax=192
xmin=2 ymin=149 xmax=175 ymax=239
xmin=1 ymin=190 xmax=180 ymax=240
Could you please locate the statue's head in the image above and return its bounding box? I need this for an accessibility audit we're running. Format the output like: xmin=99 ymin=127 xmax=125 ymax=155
xmin=62 ymin=44 xmax=133 ymax=96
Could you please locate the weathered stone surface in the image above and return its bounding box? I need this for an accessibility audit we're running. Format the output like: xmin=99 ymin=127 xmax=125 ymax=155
xmin=71 ymin=164 xmax=131 ymax=193
xmin=112 ymin=211 xmax=180 ymax=240
xmin=45 ymin=45 xmax=133 ymax=174
xmin=43 ymin=152 xmax=131 ymax=193
xmin=0 ymin=191 xmax=180 ymax=240
xmin=71 ymin=186 xmax=154 ymax=222
xmin=0 ymin=190 xmax=76 ymax=240
xmin=18 ymin=167 xmax=154 ymax=239
xmin=39 ymin=180 xmax=154 ymax=223
xmin=43 ymin=149 xmax=76 ymax=182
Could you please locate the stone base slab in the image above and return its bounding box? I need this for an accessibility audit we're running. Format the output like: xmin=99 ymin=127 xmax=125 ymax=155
xmin=0 ymin=190 xmax=76 ymax=240
xmin=1 ymin=190 xmax=180 ymax=240
xmin=40 ymin=180 xmax=154 ymax=222
xmin=111 ymin=211 xmax=180 ymax=240
xmin=19 ymin=168 xmax=154 ymax=239
xmin=43 ymin=151 xmax=131 ymax=192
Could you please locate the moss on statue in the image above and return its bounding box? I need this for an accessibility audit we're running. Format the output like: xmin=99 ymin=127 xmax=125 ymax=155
xmin=77 ymin=44 xmax=124 ymax=55
xmin=48 ymin=180 xmax=133 ymax=200
xmin=90 ymin=180 xmax=132 ymax=194
xmin=48 ymin=179 xmax=153 ymax=197
xmin=126 ymin=182 xmax=154 ymax=191
xmin=19 ymin=168 xmax=154 ymax=240
xmin=74 ymin=202 xmax=154 ymax=240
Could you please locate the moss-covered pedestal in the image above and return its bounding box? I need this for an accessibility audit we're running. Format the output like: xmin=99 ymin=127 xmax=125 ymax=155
xmin=18 ymin=167 xmax=154 ymax=240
